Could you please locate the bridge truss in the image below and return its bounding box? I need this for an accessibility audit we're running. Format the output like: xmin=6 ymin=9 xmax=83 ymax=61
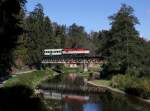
xmin=42 ymin=55 xmax=104 ymax=64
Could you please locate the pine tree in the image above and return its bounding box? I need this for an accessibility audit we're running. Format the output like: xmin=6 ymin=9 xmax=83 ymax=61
xmin=101 ymin=4 xmax=145 ymax=77
xmin=0 ymin=0 xmax=26 ymax=77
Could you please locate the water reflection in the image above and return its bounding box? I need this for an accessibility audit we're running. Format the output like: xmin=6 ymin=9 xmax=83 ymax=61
xmin=46 ymin=91 xmax=150 ymax=111
xmin=83 ymin=103 xmax=101 ymax=111
xmin=64 ymin=102 xmax=101 ymax=111
xmin=64 ymin=102 xmax=82 ymax=111
xmin=44 ymin=74 xmax=150 ymax=111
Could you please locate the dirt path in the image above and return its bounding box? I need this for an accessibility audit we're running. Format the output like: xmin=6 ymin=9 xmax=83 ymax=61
xmin=14 ymin=69 xmax=37 ymax=75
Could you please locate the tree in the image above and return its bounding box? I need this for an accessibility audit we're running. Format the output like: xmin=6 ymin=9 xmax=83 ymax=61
xmin=25 ymin=4 xmax=54 ymax=68
xmin=92 ymin=30 xmax=110 ymax=55
xmin=0 ymin=0 xmax=26 ymax=77
xmin=67 ymin=23 xmax=88 ymax=48
xmin=12 ymin=3 xmax=28 ymax=70
xmin=100 ymin=4 xmax=146 ymax=78
xmin=52 ymin=23 xmax=66 ymax=48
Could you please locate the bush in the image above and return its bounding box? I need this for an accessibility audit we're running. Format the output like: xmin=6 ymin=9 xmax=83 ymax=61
xmin=111 ymin=74 xmax=137 ymax=90
xmin=0 ymin=85 xmax=48 ymax=111
xmin=111 ymin=74 xmax=150 ymax=99
xmin=124 ymin=78 xmax=150 ymax=99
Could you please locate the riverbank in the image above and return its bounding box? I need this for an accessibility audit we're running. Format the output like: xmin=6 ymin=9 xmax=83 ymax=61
xmin=87 ymin=80 xmax=150 ymax=104
xmin=87 ymin=81 xmax=125 ymax=94
xmin=3 ymin=69 xmax=54 ymax=88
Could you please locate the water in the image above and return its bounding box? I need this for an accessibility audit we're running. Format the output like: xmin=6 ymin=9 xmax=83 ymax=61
xmin=43 ymin=74 xmax=150 ymax=111
xmin=45 ymin=91 xmax=150 ymax=111
xmin=64 ymin=102 xmax=101 ymax=111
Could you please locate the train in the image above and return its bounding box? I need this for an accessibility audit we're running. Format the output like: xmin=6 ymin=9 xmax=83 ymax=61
xmin=43 ymin=48 xmax=90 ymax=56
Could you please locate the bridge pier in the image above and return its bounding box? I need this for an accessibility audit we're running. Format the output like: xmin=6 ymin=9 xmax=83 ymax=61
xmin=83 ymin=59 xmax=88 ymax=72
xmin=83 ymin=63 xmax=88 ymax=72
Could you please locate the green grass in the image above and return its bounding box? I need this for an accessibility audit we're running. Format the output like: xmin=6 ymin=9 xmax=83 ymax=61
xmin=62 ymin=67 xmax=83 ymax=74
xmin=92 ymin=80 xmax=111 ymax=86
xmin=4 ymin=69 xmax=54 ymax=89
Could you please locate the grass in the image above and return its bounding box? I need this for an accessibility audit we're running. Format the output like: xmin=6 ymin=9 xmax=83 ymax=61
xmin=62 ymin=67 xmax=83 ymax=74
xmin=91 ymin=80 xmax=111 ymax=86
xmin=3 ymin=69 xmax=54 ymax=89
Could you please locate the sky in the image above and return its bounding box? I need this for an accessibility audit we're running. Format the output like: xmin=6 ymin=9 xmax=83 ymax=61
xmin=26 ymin=0 xmax=150 ymax=40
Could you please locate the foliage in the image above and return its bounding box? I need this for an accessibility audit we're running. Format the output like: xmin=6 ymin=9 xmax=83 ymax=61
xmin=111 ymin=74 xmax=150 ymax=99
xmin=67 ymin=23 xmax=88 ymax=48
xmin=0 ymin=0 xmax=26 ymax=77
xmin=0 ymin=85 xmax=48 ymax=111
xmin=111 ymin=74 xmax=138 ymax=90
xmin=97 ymin=4 xmax=150 ymax=78
xmin=25 ymin=4 xmax=53 ymax=67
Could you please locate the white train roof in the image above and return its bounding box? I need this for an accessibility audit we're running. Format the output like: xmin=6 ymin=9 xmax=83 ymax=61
xmin=44 ymin=49 xmax=62 ymax=51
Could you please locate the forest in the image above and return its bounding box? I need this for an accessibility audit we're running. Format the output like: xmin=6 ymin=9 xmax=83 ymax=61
xmin=1 ymin=0 xmax=150 ymax=99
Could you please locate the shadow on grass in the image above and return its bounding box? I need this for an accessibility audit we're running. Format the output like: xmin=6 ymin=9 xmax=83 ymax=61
xmin=0 ymin=85 xmax=47 ymax=111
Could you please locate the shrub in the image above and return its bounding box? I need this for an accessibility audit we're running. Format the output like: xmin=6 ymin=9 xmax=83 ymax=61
xmin=111 ymin=74 xmax=150 ymax=99
xmin=111 ymin=74 xmax=136 ymax=90
xmin=0 ymin=85 xmax=48 ymax=111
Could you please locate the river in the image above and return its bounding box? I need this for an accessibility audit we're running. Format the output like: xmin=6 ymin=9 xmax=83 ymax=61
xmin=41 ymin=73 xmax=150 ymax=111
xmin=44 ymin=91 xmax=150 ymax=111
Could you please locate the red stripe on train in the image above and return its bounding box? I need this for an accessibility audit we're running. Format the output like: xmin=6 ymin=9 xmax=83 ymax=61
xmin=63 ymin=48 xmax=88 ymax=51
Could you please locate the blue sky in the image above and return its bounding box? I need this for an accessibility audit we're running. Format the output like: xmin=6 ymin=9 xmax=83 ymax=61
xmin=26 ymin=0 xmax=150 ymax=40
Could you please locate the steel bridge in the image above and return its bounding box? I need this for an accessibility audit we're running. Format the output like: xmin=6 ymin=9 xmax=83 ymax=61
xmin=42 ymin=55 xmax=103 ymax=63
xmin=41 ymin=55 xmax=104 ymax=71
